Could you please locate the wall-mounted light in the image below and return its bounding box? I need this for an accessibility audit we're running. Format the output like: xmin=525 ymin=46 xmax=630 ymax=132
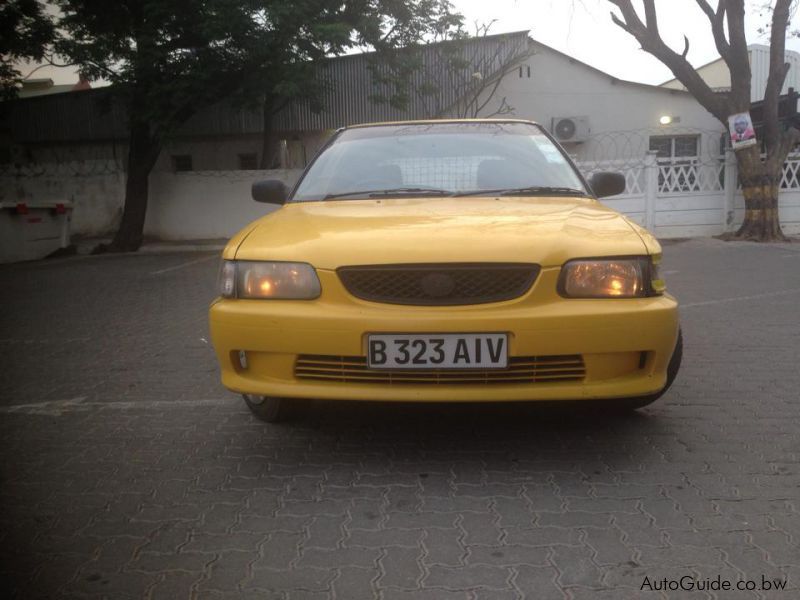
xmin=659 ymin=115 xmax=681 ymax=125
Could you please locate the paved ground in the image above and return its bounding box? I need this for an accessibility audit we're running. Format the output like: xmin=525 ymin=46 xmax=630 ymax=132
xmin=1 ymin=238 xmax=799 ymax=599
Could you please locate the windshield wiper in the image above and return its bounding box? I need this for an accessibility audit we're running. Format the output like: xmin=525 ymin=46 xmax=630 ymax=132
xmin=454 ymin=186 xmax=587 ymax=197
xmin=324 ymin=187 xmax=453 ymax=200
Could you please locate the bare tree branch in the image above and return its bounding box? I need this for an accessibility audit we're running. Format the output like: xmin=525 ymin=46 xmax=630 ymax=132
xmin=609 ymin=10 xmax=633 ymax=35
xmin=372 ymin=28 xmax=531 ymax=119
xmin=21 ymin=63 xmax=53 ymax=80
xmin=38 ymin=52 xmax=118 ymax=80
xmin=694 ymin=0 xmax=730 ymax=64
xmin=642 ymin=0 xmax=658 ymax=33
xmin=460 ymin=34 xmax=528 ymax=118
xmin=608 ymin=0 xmax=729 ymax=122
xmin=723 ymin=0 xmax=751 ymax=107
xmin=482 ymin=96 xmax=514 ymax=118
xmin=763 ymin=0 xmax=795 ymax=157
xmin=472 ymin=66 xmax=510 ymax=116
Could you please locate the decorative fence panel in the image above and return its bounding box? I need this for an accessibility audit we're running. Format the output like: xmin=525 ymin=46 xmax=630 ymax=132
xmin=657 ymin=161 xmax=724 ymax=195
xmin=576 ymin=151 xmax=800 ymax=238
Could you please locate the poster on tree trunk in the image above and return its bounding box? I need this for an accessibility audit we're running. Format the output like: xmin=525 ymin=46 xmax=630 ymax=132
xmin=728 ymin=112 xmax=757 ymax=149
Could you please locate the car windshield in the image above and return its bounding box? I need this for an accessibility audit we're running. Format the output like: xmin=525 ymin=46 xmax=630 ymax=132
xmin=291 ymin=121 xmax=587 ymax=201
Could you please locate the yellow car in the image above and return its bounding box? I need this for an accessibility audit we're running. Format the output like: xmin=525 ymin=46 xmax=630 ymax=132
xmin=209 ymin=119 xmax=681 ymax=422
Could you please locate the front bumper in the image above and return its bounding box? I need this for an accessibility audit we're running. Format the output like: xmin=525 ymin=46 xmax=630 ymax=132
xmin=208 ymin=268 xmax=680 ymax=402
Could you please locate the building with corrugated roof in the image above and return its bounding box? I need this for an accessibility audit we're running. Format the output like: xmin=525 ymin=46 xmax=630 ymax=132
xmin=1 ymin=30 xmax=743 ymax=240
xmin=16 ymin=76 xmax=92 ymax=99
xmin=1 ymin=31 xmax=533 ymax=171
xmin=660 ymin=44 xmax=800 ymax=102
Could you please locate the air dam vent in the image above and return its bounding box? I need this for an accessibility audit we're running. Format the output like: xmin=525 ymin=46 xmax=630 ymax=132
xmin=295 ymin=355 xmax=585 ymax=385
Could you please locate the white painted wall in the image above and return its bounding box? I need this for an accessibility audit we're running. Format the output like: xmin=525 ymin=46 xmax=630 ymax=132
xmin=4 ymin=161 xmax=800 ymax=242
xmin=143 ymin=169 xmax=303 ymax=240
xmin=466 ymin=43 xmax=725 ymax=163
xmin=155 ymin=131 xmax=333 ymax=172
xmin=601 ymin=187 xmax=800 ymax=238
xmin=0 ymin=165 xmax=303 ymax=240
xmin=156 ymin=136 xmax=263 ymax=171
xmin=0 ymin=163 xmax=125 ymax=237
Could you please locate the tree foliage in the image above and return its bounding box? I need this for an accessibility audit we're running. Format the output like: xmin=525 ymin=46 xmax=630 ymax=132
xmin=0 ymin=0 xmax=55 ymax=99
xmin=48 ymin=0 xmax=462 ymax=250
xmin=253 ymin=0 xmax=464 ymax=166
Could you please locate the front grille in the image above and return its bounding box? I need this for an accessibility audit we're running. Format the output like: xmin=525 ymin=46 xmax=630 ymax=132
xmin=337 ymin=263 xmax=540 ymax=306
xmin=295 ymin=354 xmax=585 ymax=385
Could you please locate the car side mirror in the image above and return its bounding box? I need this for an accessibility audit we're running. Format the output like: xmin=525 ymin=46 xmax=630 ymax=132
xmin=252 ymin=179 xmax=288 ymax=205
xmin=589 ymin=171 xmax=626 ymax=198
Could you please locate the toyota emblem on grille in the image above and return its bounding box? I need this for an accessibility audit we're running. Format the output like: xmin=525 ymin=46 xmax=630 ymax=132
xmin=420 ymin=272 xmax=456 ymax=297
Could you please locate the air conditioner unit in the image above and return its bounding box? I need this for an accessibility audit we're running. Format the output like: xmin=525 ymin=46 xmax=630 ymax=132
xmin=551 ymin=116 xmax=590 ymax=143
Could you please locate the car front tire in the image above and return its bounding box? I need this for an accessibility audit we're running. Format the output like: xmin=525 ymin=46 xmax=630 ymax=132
xmin=242 ymin=394 xmax=293 ymax=423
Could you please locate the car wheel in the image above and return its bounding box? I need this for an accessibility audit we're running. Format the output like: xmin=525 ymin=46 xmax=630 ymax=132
xmin=607 ymin=328 xmax=683 ymax=411
xmin=242 ymin=394 xmax=293 ymax=423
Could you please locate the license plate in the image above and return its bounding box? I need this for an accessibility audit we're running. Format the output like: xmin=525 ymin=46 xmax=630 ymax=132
xmin=367 ymin=333 xmax=508 ymax=369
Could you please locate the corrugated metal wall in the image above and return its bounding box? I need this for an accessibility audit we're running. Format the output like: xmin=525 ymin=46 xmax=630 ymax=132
xmin=3 ymin=31 xmax=531 ymax=144
xmin=268 ymin=31 xmax=530 ymax=130
xmin=747 ymin=44 xmax=800 ymax=101
xmin=2 ymin=89 xmax=128 ymax=143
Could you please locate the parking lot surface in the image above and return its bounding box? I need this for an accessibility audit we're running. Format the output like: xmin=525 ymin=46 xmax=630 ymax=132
xmin=1 ymin=238 xmax=800 ymax=599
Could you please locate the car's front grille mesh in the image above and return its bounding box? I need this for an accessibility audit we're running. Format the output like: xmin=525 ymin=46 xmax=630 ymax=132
xmin=294 ymin=354 xmax=585 ymax=385
xmin=337 ymin=264 xmax=540 ymax=306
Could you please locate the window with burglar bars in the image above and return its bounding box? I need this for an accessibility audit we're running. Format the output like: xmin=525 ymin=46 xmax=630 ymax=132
xmin=649 ymin=135 xmax=701 ymax=192
xmin=238 ymin=153 xmax=258 ymax=170
xmin=171 ymin=154 xmax=193 ymax=172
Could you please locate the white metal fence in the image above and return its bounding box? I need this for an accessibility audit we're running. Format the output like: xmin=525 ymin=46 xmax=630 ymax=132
xmin=576 ymin=150 xmax=800 ymax=238
xmin=3 ymin=152 xmax=800 ymax=240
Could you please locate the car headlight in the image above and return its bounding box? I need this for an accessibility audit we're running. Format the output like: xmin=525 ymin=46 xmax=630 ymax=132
xmin=218 ymin=260 xmax=321 ymax=299
xmin=559 ymin=256 xmax=663 ymax=298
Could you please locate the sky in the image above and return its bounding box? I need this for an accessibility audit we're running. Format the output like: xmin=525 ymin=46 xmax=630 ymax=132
xmin=451 ymin=0 xmax=800 ymax=85
xmin=18 ymin=0 xmax=800 ymax=87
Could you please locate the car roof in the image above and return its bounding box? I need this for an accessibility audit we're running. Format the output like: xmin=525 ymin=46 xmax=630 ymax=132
xmin=345 ymin=118 xmax=541 ymax=130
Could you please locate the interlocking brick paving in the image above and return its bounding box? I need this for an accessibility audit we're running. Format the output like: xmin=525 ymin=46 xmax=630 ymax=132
xmin=1 ymin=238 xmax=799 ymax=599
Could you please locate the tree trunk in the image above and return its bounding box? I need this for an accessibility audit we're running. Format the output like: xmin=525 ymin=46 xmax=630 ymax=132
xmin=259 ymin=95 xmax=280 ymax=169
xmin=107 ymin=121 xmax=161 ymax=252
xmin=733 ymin=144 xmax=786 ymax=242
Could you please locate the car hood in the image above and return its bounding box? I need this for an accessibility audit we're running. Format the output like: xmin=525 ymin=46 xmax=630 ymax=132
xmin=230 ymin=196 xmax=652 ymax=269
